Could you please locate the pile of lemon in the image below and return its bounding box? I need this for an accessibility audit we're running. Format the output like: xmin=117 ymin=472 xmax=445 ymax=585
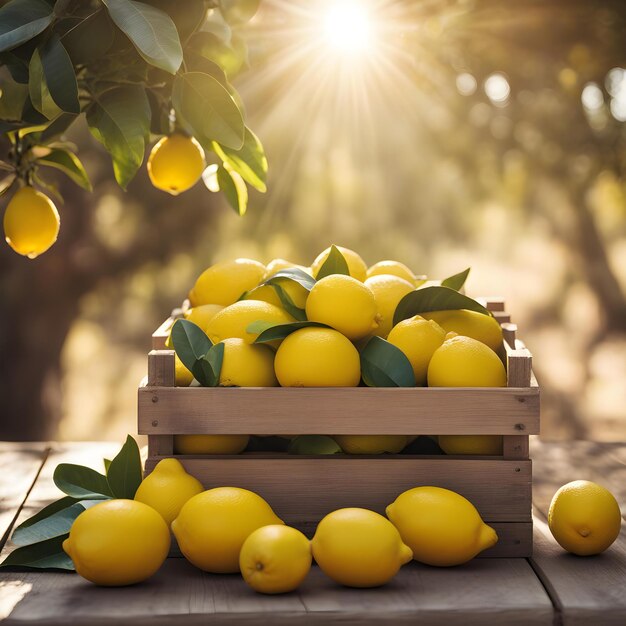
xmin=172 ymin=245 xmax=507 ymax=456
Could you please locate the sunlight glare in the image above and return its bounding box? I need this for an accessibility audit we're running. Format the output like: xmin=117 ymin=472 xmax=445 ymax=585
xmin=323 ymin=2 xmax=372 ymax=56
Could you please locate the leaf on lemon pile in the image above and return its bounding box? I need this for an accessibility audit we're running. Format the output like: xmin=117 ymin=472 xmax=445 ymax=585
xmin=393 ymin=286 xmax=491 ymax=327
xmin=191 ymin=342 xmax=225 ymax=387
xmin=251 ymin=321 xmax=330 ymax=344
xmin=106 ymin=435 xmax=142 ymax=499
xmin=315 ymin=245 xmax=350 ymax=280
xmin=360 ymin=336 xmax=416 ymax=388
xmin=171 ymin=318 xmax=213 ymax=372
xmin=53 ymin=464 xmax=113 ymax=500
xmin=441 ymin=267 xmax=470 ymax=291
xmin=271 ymin=283 xmax=306 ymax=321
xmin=262 ymin=267 xmax=316 ymax=291
xmin=288 ymin=436 xmax=342 ymax=455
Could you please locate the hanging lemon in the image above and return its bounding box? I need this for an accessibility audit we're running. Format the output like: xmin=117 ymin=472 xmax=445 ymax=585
xmin=147 ymin=134 xmax=206 ymax=195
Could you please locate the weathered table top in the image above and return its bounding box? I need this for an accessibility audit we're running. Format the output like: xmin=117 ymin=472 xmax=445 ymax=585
xmin=0 ymin=440 xmax=624 ymax=625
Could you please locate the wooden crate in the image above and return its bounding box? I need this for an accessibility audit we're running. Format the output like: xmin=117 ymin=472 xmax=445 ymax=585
xmin=139 ymin=299 xmax=539 ymax=557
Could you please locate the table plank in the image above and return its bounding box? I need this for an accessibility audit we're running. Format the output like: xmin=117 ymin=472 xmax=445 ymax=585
xmin=530 ymin=440 xmax=626 ymax=626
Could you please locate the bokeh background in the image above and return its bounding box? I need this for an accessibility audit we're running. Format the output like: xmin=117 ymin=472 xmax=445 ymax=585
xmin=1 ymin=0 xmax=625 ymax=442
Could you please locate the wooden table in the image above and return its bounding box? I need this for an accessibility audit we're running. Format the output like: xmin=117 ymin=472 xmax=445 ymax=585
xmin=0 ymin=441 xmax=624 ymax=625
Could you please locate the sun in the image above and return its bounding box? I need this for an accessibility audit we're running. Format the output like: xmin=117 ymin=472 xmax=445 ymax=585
xmin=322 ymin=1 xmax=374 ymax=57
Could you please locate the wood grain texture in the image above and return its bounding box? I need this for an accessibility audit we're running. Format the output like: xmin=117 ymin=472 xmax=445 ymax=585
xmin=147 ymin=351 xmax=175 ymax=387
xmin=138 ymin=386 xmax=540 ymax=435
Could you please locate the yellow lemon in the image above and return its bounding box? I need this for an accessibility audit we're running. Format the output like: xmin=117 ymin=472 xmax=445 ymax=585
xmin=548 ymin=480 xmax=622 ymax=556
xmin=306 ymin=274 xmax=380 ymax=340
xmin=438 ymin=435 xmax=503 ymax=456
xmin=264 ymin=258 xmax=309 ymax=278
xmin=3 ymin=186 xmax=60 ymax=258
xmin=427 ymin=335 xmax=507 ymax=387
xmin=63 ymin=499 xmax=170 ymax=586
xmin=147 ymin=134 xmax=206 ymax=195
xmin=274 ymin=327 xmax=360 ymax=387
xmin=134 ymin=458 xmax=203 ymax=526
xmin=311 ymin=508 xmax=412 ymax=587
xmin=366 ymin=260 xmax=424 ymax=286
xmin=184 ymin=304 xmax=224 ymax=331
xmin=189 ymin=258 xmax=266 ymax=307
xmin=175 ymin=353 xmax=194 ymax=386
xmin=172 ymin=487 xmax=283 ymax=573
xmin=386 ymin=486 xmax=498 ymax=566
xmin=364 ymin=275 xmax=415 ymax=338
xmin=174 ymin=434 xmax=250 ymax=455
xmin=311 ymin=245 xmax=368 ymax=281
xmin=421 ymin=310 xmax=503 ymax=352
xmin=245 ymin=280 xmax=308 ymax=310
xmin=217 ymin=337 xmax=278 ymax=386
xmin=240 ymin=525 xmax=312 ymax=594
xmin=334 ymin=435 xmax=410 ymax=455
xmin=206 ymin=300 xmax=294 ymax=344
xmin=387 ymin=316 xmax=446 ymax=385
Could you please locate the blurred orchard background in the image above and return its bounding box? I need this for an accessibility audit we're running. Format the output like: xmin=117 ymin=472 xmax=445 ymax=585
xmin=1 ymin=0 xmax=625 ymax=442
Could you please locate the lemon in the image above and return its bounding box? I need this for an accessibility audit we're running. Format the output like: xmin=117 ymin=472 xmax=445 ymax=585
xmin=240 ymin=525 xmax=312 ymax=594
xmin=387 ymin=316 xmax=446 ymax=385
xmin=264 ymin=258 xmax=309 ymax=278
xmin=147 ymin=134 xmax=206 ymax=195
xmin=218 ymin=337 xmax=278 ymax=386
xmin=134 ymin=458 xmax=203 ymax=526
xmin=189 ymin=258 xmax=266 ymax=307
xmin=63 ymin=499 xmax=170 ymax=586
xmin=206 ymin=300 xmax=294 ymax=344
xmin=548 ymin=480 xmax=622 ymax=555
xmin=184 ymin=304 xmax=224 ymax=331
xmin=386 ymin=486 xmax=498 ymax=566
xmin=311 ymin=508 xmax=412 ymax=587
xmin=245 ymin=280 xmax=308 ymax=310
xmin=174 ymin=434 xmax=250 ymax=455
xmin=428 ymin=335 xmax=507 ymax=387
xmin=334 ymin=435 xmax=410 ymax=455
xmin=306 ymin=274 xmax=380 ymax=340
xmin=421 ymin=310 xmax=503 ymax=352
xmin=311 ymin=245 xmax=368 ymax=281
xmin=3 ymin=186 xmax=60 ymax=258
xmin=364 ymin=275 xmax=415 ymax=338
xmin=172 ymin=487 xmax=283 ymax=573
xmin=366 ymin=260 xmax=423 ymax=286
xmin=175 ymin=354 xmax=194 ymax=386
xmin=438 ymin=435 xmax=503 ymax=455
xmin=274 ymin=327 xmax=360 ymax=387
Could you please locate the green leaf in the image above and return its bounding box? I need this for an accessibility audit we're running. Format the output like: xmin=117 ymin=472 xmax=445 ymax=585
xmin=103 ymin=458 xmax=112 ymax=473
xmin=106 ymin=435 xmax=142 ymax=499
xmin=38 ymin=112 xmax=77 ymax=142
xmin=217 ymin=164 xmax=247 ymax=216
xmin=86 ymin=85 xmax=150 ymax=189
xmin=192 ymin=342 xmax=225 ymax=387
xmin=172 ymin=71 xmax=244 ymax=150
xmin=441 ymin=267 xmax=470 ymax=291
xmin=360 ymin=336 xmax=416 ymax=387
xmin=393 ymin=286 xmax=491 ymax=326
xmin=0 ymin=534 xmax=74 ymax=571
xmin=101 ymin=0 xmax=183 ymax=74
xmin=0 ymin=77 xmax=29 ymax=119
xmin=170 ymin=318 xmax=213 ymax=374
xmin=271 ymin=283 xmax=306 ymax=321
xmin=36 ymin=148 xmax=92 ymax=190
xmin=213 ymin=127 xmax=267 ymax=192
xmin=253 ymin=321 xmax=331 ymax=344
xmin=28 ymin=48 xmax=61 ymax=120
xmin=11 ymin=500 xmax=100 ymax=546
xmin=61 ymin=10 xmax=115 ymax=65
xmin=263 ymin=268 xmax=316 ymax=291
xmin=288 ymin=435 xmax=342 ymax=455
xmin=315 ymin=245 xmax=350 ymax=280
xmin=11 ymin=496 xmax=77 ymax=535
xmin=38 ymin=34 xmax=79 ymax=114
xmin=187 ymin=30 xmax=243 ymax=78
xmin=0 ymin=0 xmax=53 ymax=54
xmin=53 ymin=464 xmax=114 ymax=500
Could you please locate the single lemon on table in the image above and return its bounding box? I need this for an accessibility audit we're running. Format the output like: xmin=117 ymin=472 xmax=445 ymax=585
xmin=274 ymin=327 xmax=360 ymax=387
xmin=306 ymin=274 xmax=380 ymax=340
xmin=174 ymin=353 xmax=194 ymax=386
xmin=386 ymin=486 xmax=498 ymax=566
xmin=63 ymin=499 xmax=170 ymax=586
xmin=427 ymin=335 xmax=507 ymax=387
xmin=311 ymin=508 xmax=412 ymax=587
xmin=147 ymin=134 xmax=206 ymax=195
xmin=206 ymin=300 xmax=294 ymax=344
xmin=134 ymin=458 xmax=203 ymax=526
xmin=387 ymin=316 xmax=446 ymax=385
xmin=174 ymin=434 xmax=250 ymax=455
xmin=184 ymin=304 xmax=224 ymax=331
xmin=189 ymin=258 xmax=266 ymax=307
xmin=3 ymin=186 xmax=60 ymax=258
xmin=548 ymin=480 xmax=622 ymax=556
xmin=364 ymin=274 xmax=415 ymax=338
xmin=172 ymin=487 xmax=283 ymax=573
xmin=421 ymin=310 xmax=503 ymax=352
xmin=366 ymin=260 xmax=425 ymax=286
xmin=438 ymin=435 xmax=503 ymax=456
xmin=240 ymin=525 xmax=312 ymax=594
xmin=311 ymin=245 xmax=368 ymax=281
xmin=334 ymin=435 xmax=410 ymax=455
xmin=218 ymin=337 xmax=278 ymax=386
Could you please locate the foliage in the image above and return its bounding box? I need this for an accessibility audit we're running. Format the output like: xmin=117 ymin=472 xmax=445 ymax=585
xmin=0 ymin=0 xmax=266 ymax=214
